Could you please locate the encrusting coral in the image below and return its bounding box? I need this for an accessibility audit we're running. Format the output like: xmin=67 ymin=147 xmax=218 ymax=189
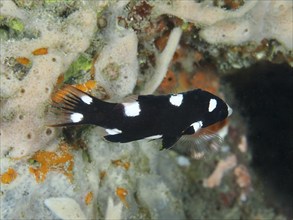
xmin=0 ymin=1 xmax=98 ymax=157
xmin=0 ymin=0 xmax=290 ymax=219
xmin=154 ymin=0 xmax=293 ymax=50
xmin=0 ymin=1 xmax=185 ymax=219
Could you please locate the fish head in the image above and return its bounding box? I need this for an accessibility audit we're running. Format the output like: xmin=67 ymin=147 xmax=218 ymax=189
xmin=197 ymin=90 xmax=232 ymax=127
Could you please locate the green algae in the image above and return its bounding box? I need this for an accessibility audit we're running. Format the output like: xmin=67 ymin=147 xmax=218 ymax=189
xmin=0 ymin=29 xmax=8 ymax=41
xmin=8 ymin=18 xmax=24 ymax=32
xmin=0 ymin=17 xmax=24 ymax=39
xmin=64 ymin=53 xmax=92 ymax=83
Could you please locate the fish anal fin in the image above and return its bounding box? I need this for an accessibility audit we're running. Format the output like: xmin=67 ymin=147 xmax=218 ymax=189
xmin=104 ymin=133 xmax=132 ymax=143
xmin=161 ymin=135 xmax=181 ymax=150
xmin=104 ymin=134 xmax=121 ymax=143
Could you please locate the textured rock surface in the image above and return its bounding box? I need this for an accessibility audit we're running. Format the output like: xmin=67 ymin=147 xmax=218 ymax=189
xmin=0 ymin=2 xmax=97 ymax=157
xmin=1 ymin=0 xmax=290 ymax=219
xmin=155 ymin=0 xmax=293 ymax=50
xmin=94 ymin=30 xmax=139 ymax=98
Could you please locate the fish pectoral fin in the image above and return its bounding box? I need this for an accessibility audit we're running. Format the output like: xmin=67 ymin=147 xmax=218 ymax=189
xmin=182 ymin=126 xmax=195 ymax=135
xmin=161 ymin=135 xmax=181 ymax=150
xmin=173 ymin=133 xmax=223 ymax=159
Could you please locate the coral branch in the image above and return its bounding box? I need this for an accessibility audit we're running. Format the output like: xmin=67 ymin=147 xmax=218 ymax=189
xmin=141 ymin=27 xmax=182 ymax=95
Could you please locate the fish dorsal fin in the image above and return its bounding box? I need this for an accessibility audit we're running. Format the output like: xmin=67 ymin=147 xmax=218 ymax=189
xmin=122 ymin=95 xmax=139 ymax=103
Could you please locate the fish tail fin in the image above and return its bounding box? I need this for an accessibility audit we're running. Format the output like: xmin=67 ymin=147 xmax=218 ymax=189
xmin=48 ymin=85 xmax=105 ymax=127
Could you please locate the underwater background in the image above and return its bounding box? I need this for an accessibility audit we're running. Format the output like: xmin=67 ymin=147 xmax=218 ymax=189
xmin=1 ymin=1 xmax=292 ymax=219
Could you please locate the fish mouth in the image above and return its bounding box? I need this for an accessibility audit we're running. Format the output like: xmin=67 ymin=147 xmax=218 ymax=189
xmin=227 ymin=104 xmax=233 ymax=116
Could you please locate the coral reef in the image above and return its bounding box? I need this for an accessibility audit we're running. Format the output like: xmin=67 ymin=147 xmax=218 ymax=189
xmin=0 ymin=0 xmax=98 ymax=157
xmin=93 ymin=1 xmax=139 ymax=99
xmin=93 ymin=29 xmax=138 ymax=98
xmin=154 ymin=0 xmax=293 ymax=50
xmin=141 ymin=27 xmax=182 ymax=95
xmin=1 ymin=0 xmax=291 ymax=219
xmin=203 ymin=154 xmax=237 ymax=188
xmin=44 ymin=197 xmax=86 ymax=219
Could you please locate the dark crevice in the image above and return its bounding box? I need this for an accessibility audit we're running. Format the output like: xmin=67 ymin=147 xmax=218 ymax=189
xmin=224 ymin=62 xmax=293 ymax=218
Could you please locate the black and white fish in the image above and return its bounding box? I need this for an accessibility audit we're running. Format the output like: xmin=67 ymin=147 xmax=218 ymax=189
xmin=50 ymin=85 xmax=232 ymax=150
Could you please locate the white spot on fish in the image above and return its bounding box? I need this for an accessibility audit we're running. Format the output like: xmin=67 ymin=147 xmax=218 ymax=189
xmin=70 ymin=113 xmax=83 ymax=123
xmin=145 ymin=134 xmax=162 ymax=140
xmin=81 ymin=95 xmax=93 ymax=105
xmin=191 ymin=121 xmax=203 ymax=133
xmin=105 ymin=128 xmax=122 ymax=135
xmin=169 ymin=94 xmax=183 ymax=107
xmin=208 ymin=98 xmax=217 ymax=112
xmin=123 ymin=102 xmax=141 ymax=117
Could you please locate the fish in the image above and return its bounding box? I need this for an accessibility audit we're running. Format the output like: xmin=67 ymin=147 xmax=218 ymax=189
xmin=50 ymin=85 xmax=232 ymax=150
